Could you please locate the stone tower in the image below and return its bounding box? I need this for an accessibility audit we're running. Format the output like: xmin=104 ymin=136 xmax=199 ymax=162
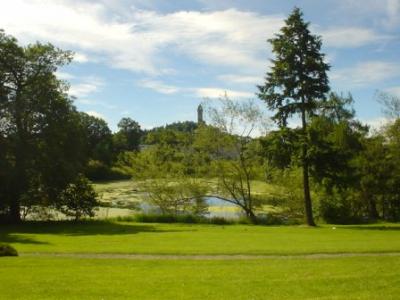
xmin=197 ymin=104 xmax=204 ymax=124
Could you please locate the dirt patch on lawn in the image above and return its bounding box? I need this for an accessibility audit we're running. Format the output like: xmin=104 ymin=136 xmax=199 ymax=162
xmin=20 ymin=252 xmax=400 ymax=260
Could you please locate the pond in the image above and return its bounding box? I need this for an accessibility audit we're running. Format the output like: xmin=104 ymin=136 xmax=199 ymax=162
xmin=93 ymin=181 xmax=244 ymax=219
xmin=135 ymin=196 xmax=243 ymax=219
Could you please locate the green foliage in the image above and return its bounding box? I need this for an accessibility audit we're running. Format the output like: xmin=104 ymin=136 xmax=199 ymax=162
xmin=197 ymin=97 xmax=268 ymax=222
xmin=143 ymin=121 xmax=198 ymax=138
xmin=124 ymin=213 xmax=288 ymax=225
xmin=114 ymin=117 xmax=142 ymax=152
xmin=308 ymin=93 xmax=366 ymax=185
xmin=57 ymin=175 xmax=99 ymax=221
xmin=376 ymin=90 xmax=400 ymax=119
xmin=0 ymin=30 xmax=88 ymax=222
xmin=0 ymin=244 xmax=18 ymax=257
xmin=85 ymin=160 xmax=131 ymax=181
xmin=318 ymin=187 xmax=365 ymax=224
xmin=140 ymin=178 xmax=209 ymax=216
xmin=355 ymin=130 xmax=400 ymax=221
xmin=258 ymin=8 xmax=330 ymax=226
xmin=257 ymin=7 xmax=330 ymax=127
xmin=264 ymin=168 xmax=306 ymax=219
xmin=260 ymin=128 xmax=300 ymax=169
xmin=79 ymin=112 xmax=113 ymax=164
xmin=133 ymin=213 xmax=204 ymax=224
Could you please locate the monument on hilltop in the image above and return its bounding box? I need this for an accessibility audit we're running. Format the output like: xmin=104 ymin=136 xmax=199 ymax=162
xmin=197 ymin=104 xmax=204 ymax=125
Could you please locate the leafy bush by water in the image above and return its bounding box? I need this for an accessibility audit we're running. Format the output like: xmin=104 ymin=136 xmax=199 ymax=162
xmin=115 ymin=213 xmax=291 ymax=225
xmin=86 ymin=160 xmax=131 ymax=181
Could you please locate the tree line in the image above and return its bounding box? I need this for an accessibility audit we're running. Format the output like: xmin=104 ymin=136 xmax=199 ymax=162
xmin=0 ymin=29 xmax=144 ymax=222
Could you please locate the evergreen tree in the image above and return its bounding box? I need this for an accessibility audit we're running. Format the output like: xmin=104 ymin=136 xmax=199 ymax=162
xmin=258 ymin=8 xmax=330 ymax=226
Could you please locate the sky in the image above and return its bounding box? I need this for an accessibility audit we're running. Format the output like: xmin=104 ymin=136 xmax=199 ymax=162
xmin=0 ymin=0 xmax=399 ymax=131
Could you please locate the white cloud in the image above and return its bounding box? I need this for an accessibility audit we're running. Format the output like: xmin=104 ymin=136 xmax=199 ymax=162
xmin=0 ymin=1 xmax=283 ymax=75
xmin=73 ymin=52 xmax=89 ymax=63
xmin=138 ymin=79 xmax=255 ymax=99
xmin=334 ymin=0 xmax=400 ymax=29
xmin=361 ymin=117 xmax=391 ymax=132
xmin=386 ymin=86 xmax=400 ymax=97
xmin=0 ymin=0 xmax=160 ymax=73
xmin=218 ymin=74 xmax=263 ymax=85
xmin=55 ymin=71 xmax=75 ymax=80
xmin=318 ymin=27 xmax=389 ymax=48
xmin=385 ymin=0 xmax=400 ymax=28
xmin=194 ymin=88 xmax=254 ymax=99
xmin=86 ymin=110 xmax=106 ymax=120
xmin=120 ymin=110 xmax=131 ymax=115
xmin=68 ymin=76 xmax=104 ymax=98
xmin=331 ymin=61 xmax=400 ymax=87
xmin=1 ymin=0 xmax=394 ymax=85
xmin=154 ymin=9 xmax=282 ymax=71
xmin=76 ymin=98 xmax=116 ymax=109
xmin=138 ymin=79 xmax=180 ymax=94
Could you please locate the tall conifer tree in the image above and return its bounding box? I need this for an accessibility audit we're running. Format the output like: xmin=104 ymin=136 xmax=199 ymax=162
xmin=258 ymin=8 xmax=330 ymax=226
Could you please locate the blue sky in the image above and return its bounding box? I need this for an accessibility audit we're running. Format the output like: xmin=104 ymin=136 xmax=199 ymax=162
xmin=1 ymin=0 xmax=399 ymax=130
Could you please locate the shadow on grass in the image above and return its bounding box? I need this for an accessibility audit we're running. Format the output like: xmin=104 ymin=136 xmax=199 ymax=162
xmin=0 ymin=233 xmax=49 ymax=245
xmin=0 ymin=220 xmax=195 ymax=242
xmin=339 ymin=225 xmax=400 ymax=231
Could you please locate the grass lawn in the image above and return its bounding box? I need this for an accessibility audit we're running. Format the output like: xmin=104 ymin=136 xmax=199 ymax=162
xmin=1 ymin=221 xmax=400 ymax=254
xmin=1 ymin=221 xmax=400 ymax=299
xmin=1 ymin=256 xmax=399 ymax=299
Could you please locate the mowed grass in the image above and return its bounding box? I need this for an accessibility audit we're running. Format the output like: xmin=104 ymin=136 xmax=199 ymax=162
xmin=1 ymin=221 xmax=400 ymax=299
xmin=1 ymin=221 xmax=400 ymax=255
xmin=1 ymin=256 xmax=399 ymax=299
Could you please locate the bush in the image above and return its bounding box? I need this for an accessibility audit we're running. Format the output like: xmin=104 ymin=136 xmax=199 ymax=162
xmin=209 ymin=216 xmax=232 ymax=225
xmin=121 ymin=214 xmax=239 ymax=225
xmin=85 ymin=160 xmax=131 ymax=181
xmin=134 ymin=213 xmax=204 ymax=224
xmin=58 ymin=175 xmax=99 ymax=221
xmin=116 ymin=213 xmax=296 ymax=226
xmin=0 ymin=244 xmax=18 ymax=257
xmin=319 ymin=190 xmax=366 ymax=224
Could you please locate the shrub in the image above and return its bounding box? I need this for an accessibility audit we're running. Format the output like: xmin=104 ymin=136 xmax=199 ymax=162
xmin=140 ymin=178 xmax=209 ymax=216
xmin=85 ymin=160 xmax=131 ymax=181
xmin=0 ymin=244 xmax=18 ymax=257
xmin=58 ymin=175 xmax=99 ymax=221
xmin=319 ymin=189 xmax=366 ymax=224
xmin=128 ymin=214 xmax=236 ymax=225
xmin=209 ymin=216 xmax=232 ymax=225
xmin=116 ymin=213 xmax=296 ymax=226
xmin=134 ymin=213 xmax=205 ymax=224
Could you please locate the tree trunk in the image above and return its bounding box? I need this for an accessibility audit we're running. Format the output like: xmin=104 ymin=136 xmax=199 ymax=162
xmin=11 ymin=144 xmax=25 ymax=223
xmin=301 ymin=103 xmax=316 ymax=227
xmin=368 ymin=196 xmax=379 ymax=220
xmin=302 ymin=157 xmax=315 ymax=226
xmin=245 ymin=208 xmax=258 ymax=224
xmin=10 ymin=84 xmax=24 ymax=223
xmin=9 ymin=198 xmax=21 ymax=223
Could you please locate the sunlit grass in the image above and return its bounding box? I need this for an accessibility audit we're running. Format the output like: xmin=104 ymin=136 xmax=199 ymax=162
xmin=1 ymin=256 xmax=399 ymax=299
xmin=2 ymin=221 xmax=400 ymax=255
xmin=2 ymin=221 xmax=399 ymax=299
